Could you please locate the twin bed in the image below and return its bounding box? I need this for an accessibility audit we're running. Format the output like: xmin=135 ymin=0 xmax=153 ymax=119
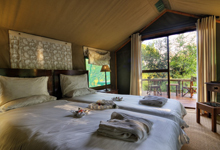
xmin=0 ymin=68 xmax=189 ymax=150
xmin=54 ymin=70 xmax=188 ymax=128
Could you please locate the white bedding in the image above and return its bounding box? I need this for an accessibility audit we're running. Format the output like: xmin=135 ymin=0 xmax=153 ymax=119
xmin=65 ymin=93 xmax=188 ymax=127
xmin=0 ymin=100 xmax=188 ymax=150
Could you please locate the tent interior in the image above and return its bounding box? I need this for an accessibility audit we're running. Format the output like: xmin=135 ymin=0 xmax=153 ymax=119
xmin=1 ymin=0 xmax=220 ymax=91
xmin=0 ymin=0 xmax=220 ymax=149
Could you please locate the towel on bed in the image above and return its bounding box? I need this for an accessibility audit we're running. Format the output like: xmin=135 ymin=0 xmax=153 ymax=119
xmin=88 ymin=100 xmax=117 ymax=110
xmin=139 ymin=95 xmax=168 ymax=107
xmin=97 ymin=112 xmax=153 ymax=142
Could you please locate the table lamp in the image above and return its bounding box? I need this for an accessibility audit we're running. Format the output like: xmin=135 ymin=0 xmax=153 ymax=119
xmin=100 ymin=65 xmax=111 ymax=91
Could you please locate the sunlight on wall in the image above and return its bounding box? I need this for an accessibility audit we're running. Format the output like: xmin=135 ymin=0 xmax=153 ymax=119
xmin=37 ymin=48 xmax=44 ymax=68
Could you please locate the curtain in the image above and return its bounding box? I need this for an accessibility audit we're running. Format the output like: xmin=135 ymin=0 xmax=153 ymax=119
xmin=9 ymin=30 xmax=72 ymax=70
xmin=197 ymin=16 xmax=216 ymax=102
xmin=130 ymin=33 xmax=142 ymax=95
xmin=83 ymin=46 xmax=110 ymax=66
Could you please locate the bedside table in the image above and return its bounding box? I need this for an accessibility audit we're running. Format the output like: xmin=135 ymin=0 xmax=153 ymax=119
xmin=97 ymin=89 xmax=118 ymax=94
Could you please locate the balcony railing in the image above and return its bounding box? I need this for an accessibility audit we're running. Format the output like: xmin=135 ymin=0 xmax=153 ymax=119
xmin=142 ymin=78 xmax=197 ymax=98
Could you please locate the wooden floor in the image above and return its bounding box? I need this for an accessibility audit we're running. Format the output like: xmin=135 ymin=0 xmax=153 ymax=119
xmin=168 ymin=93 xmax=196 ymax=109
xmin=142 ymin=91 xmax=196 ymax=109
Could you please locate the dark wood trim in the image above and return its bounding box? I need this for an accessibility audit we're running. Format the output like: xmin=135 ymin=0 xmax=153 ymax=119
xmin=0 ymin=68 xmax=53 ymax=95
xmin=167 ymin=36 xmax=170 ymax=98
xmin=115 ymin=51 xmax=118 ymax=89
xmin=53 ymin=70 xmax=88 ymax=99
xmin=142 ymin=69 xmax=169 ymax=73
xmin=115 ymin=39 xmax=131 ymax=53
xmin=141 ymin=26 xmax=196 ymax=40
xmin=139 ymin=9 xmax=167 ymax=33
xmin=92 ymin=84 xmax=111 ymax=90
xmin=166 ymin=9 xmax=200 ymax=18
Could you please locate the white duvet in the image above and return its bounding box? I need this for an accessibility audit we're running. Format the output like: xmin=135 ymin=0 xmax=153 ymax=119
xmin=65 ymin=93 xmax=188 ymax=127
xmin=0 ymin=100 xmax=188 ymax=150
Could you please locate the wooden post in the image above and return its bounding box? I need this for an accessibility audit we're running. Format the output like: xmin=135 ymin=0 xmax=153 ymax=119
xmin=196 ymin=103 xmax=200 ymax=123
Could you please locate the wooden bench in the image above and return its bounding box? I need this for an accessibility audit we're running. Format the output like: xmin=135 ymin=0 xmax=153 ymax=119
xmin=197 ymin=102 xmax=220 ymax=132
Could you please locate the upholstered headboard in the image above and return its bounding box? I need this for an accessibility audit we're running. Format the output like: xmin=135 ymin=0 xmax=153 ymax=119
xmin=0 ymin=68 xmax=53 ymax=95
xmin=53 ymin=70 xmax=88 ymax=99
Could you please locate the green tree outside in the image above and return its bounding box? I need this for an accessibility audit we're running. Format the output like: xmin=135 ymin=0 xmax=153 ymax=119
xmin=85 ymin=58 xmax=110 ymax=87
xmin=141 ymin=31 xmax=197 ymax=94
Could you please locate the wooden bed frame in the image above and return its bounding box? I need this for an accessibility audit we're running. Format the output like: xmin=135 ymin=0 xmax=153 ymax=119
xmin=0 ymin=68 xmax=53 ymax=95
xmin=53 ymin=70 xmax=88 ymax=99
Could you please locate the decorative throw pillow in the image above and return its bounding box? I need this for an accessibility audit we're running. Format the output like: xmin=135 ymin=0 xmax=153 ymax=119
xmin=65 ymin=88 xmax=96 ymax=97
xmin=0 ymin=95 xmax=57 ymax=111
xmin=0 ymin=76 xmax=49 ymax=106
xmin=60 ymin=74 xmax=88 ymax=96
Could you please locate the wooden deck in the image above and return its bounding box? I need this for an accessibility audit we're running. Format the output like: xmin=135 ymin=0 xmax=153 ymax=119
xmin=142 ymin=91 xmax=196 ymax=109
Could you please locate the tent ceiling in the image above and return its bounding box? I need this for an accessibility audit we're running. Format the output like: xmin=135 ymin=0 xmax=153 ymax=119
xmin=0 ymin=0 xmax=160 ymax=51
xmin=0 ymin=0 xmax=220 ymax=52
xmin=170 ymin=0 xmax=220 ymax=16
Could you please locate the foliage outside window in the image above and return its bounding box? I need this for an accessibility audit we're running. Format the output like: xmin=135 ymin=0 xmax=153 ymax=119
xmin=142 ymin=37 xmax=168 ymax=71
xmin=141 ymin=31 xmax=197 ymax=93
xmin=85 ymin=58 xmax=110 ymax=87
xmin=169 ymin=32 xmax=197 ymax=79
xmin=141 ymin=37 xmax=168 ymax=93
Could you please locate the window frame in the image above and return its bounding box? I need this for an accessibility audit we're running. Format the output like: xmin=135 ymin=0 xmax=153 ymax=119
xmin=141 ymin=30 xmax=197 ymax=98
xmin=84 ymin=57 xmax=111 ymax=88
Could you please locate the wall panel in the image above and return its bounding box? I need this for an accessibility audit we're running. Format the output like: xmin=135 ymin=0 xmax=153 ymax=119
xmin=116 ymin=42 xmax=131 ymax=94
xmin=0 ymin=27 xmax=85 ymax=70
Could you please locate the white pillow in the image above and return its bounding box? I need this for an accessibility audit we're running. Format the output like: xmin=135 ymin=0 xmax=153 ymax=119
xmin=65 ymin=88 xmax=96 ymax=97
xmin=0 ymin=76 xmax=49 ymax=106
xmin=60 ymin=74 xmax=88 ymax=96
xmin=0 ymin=95 xmax=57 ymax=111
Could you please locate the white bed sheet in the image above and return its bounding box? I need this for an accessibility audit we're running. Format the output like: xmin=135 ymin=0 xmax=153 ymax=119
xmin=65 ymin=93 xmax=188 ymax=127
xmin=0 ymin=100 xmax=187 ymax=150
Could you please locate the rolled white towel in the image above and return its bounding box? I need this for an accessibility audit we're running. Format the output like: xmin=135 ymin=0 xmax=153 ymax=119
xmin=139 ymin=95 xmax=168 ymax=107
xmin=97 ymin=112 xmax=153 ymax=143
xmin=88 ymin=100 xmax=117 ymax=110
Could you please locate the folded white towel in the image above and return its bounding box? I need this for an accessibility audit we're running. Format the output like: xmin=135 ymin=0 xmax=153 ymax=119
xmin=97 ymin=112 xmax=153 ymax=142
xmin=140 ymin=95 xmax=168 ymax=107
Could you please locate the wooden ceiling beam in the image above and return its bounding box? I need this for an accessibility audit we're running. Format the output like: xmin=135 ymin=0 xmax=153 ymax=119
xmin=166 ymin=9 xmax=200 ymax=19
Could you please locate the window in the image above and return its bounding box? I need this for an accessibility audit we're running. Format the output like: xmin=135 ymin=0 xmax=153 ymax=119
xmin=141 ymin=31 xmax=197 ymax=98
xmin=85 ymin=58 xmax=111 ymax=87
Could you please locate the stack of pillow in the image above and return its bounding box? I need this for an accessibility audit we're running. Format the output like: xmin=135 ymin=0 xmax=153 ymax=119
xmin=60 ymin=74 xmax=96 ymax=98
xmin=0 ymin=73 xmax=95 ymax=111
xmin=0 ymin=76 xmax=56 ymax=111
